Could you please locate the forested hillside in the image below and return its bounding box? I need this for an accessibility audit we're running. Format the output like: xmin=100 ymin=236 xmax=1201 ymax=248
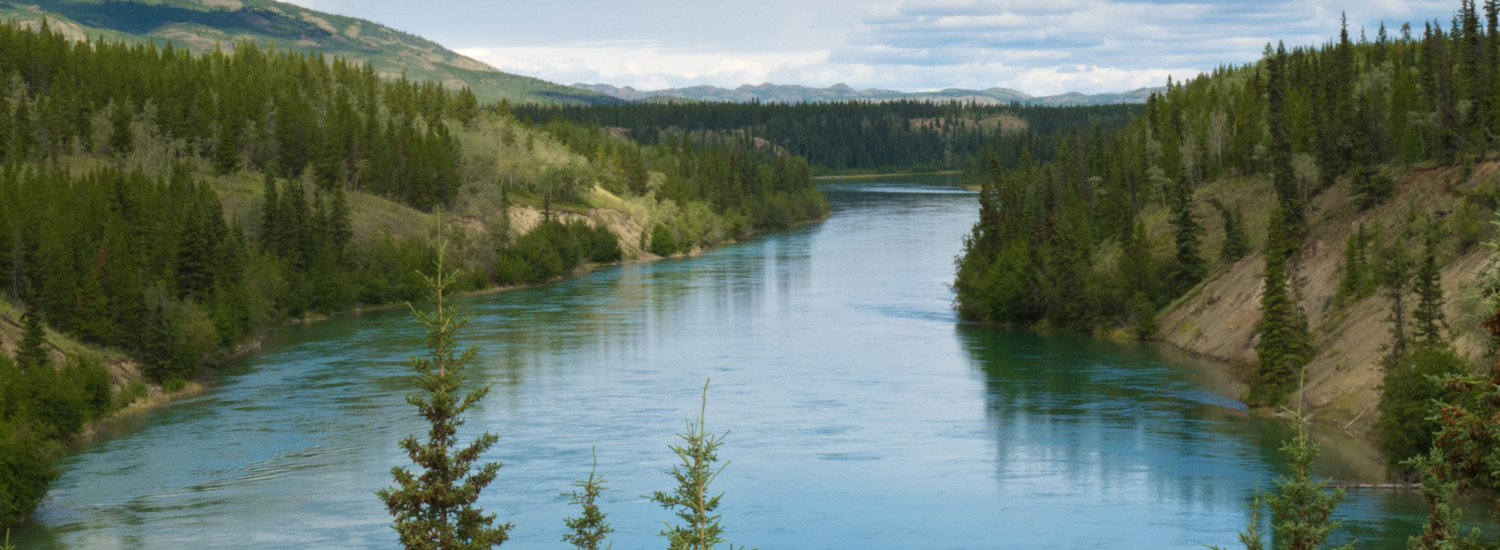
xmin=0 ymin=20 xmax=826 ymax=527
xmin=0 ymin=0 xmax=611 ymax=105
xmin=954 ymin=2 xmax=1500 ymax=475
xmin=515 ymin=100 xmax=1141 ymax=174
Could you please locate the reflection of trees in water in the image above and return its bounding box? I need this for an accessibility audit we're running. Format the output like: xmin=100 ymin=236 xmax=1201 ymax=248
xmin=954 ymin=325 xmax=1465 ymax=547
xmin=462 ymin=232 xmax=813 ymax=400
xmin=957 ymin=325 xmax=1291 ymax=512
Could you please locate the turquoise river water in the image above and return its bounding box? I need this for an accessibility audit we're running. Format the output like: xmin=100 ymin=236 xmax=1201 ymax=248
xmin=13 ymin=174 xmax=1488 ymax=548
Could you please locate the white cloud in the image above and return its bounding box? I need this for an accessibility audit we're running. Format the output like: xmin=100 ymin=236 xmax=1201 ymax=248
xmin=439 ymin=0 xmax=1461 ymax=95
xmin=455 ymin=43 xmax=829 ymax=90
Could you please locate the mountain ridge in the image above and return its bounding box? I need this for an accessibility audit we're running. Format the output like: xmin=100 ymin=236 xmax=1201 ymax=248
xmin=0 ymin=0 xmax=614 ymax=105
xmin=573 ymin=82 xmax=1160 ymax=106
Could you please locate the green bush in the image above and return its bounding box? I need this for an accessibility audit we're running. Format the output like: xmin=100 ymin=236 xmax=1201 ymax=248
xmin=1450 ymin=200 xmax=1485 ymax=252
xmin=69 ymin=356 xmax=113 ymax=420
xmin=0 ymin=419 xmax=60 ymax=527
xmin=1376 ymin=346 xmax=1469 ymax=471
xmin=1350 ymin=166 xmax=1394 ymax=210
xmin=649 ymin=224 xmax=679 ymax=256
xmin=494 ymin=220 xmax=623 ymax=286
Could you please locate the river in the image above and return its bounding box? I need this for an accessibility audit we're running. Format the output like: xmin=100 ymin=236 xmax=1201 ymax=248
xmin=13 ymin=174 xmax=1476 ymax=548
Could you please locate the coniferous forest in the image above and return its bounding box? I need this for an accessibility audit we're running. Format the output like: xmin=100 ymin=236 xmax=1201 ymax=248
xmin=514 ymin=100 xmax=1140 ymax=174
xmin=6 ymin=0 xmax=1500 ymax=546
xmin=0 ymin=19 xmax=826 ymax=528
xmin=954 ymin=1 xmax=1500 ymax=543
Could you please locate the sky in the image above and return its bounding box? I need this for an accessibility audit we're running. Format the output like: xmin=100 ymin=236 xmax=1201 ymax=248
xmin=280 ymin=0 xmax=1461 ymax=96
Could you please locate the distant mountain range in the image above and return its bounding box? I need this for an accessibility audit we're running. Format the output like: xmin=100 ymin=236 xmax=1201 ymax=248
xmin=0 ymin=0 xmax=1158 ymax=108
xmin=572 ymin=82 xmax=1161 ymax=106
xmin=0 ymin=0 xmax=612 ymax=105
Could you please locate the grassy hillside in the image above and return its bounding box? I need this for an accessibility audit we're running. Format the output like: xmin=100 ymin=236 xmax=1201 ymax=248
xmin=1155 ymin=160 xmax=1497 ymax=438
xmin=0 ymin=0 xmax=611 ymax=105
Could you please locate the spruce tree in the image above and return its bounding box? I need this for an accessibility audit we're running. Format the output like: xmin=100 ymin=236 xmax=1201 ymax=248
xmin=1264 ymin=397 xmax=1355 ymax=550
xmin=1419 ymin=217 xmax=1500 ymax=535
xmin=1411 ymin=235 xmax=1447 ymax=345
xmin=108 ymin=100 xmax=132 ymax=157
xmin=175 ymin=200 xmax=217 ymax=300
xmin=1168 ymin=177 xmax=1206 ymax=295
xmin=1335 ymin=225 xmax=1374 ymax=302
xmin=74 ymin=264 xmax=109 ymax=344
xmin=11 ymin=99 xmax=33 ymax=160
xmin=649 ymin=379 xmax=749 ymax=550
xmin=1375 ymin=233 xmax=1414 ymax=363
xmin=1210 ymin=199 xmax=1248 ymax=262
xmin=213 ymin=119 xmax=240 ymax=175
xmin=1267 ymin=42 xmax=1306 ymax=245
xmin=260 ymin=172 xmax=280 ymax=251
xmin=1208 ymin=483 xmax=1266 ymax=550
xmin=1404 ymin=450 xmax=1481 ymax=549
xmin=1253 ymin=207 xmax=1312 ymax=405
xmin=15 ymin=299 xmax=48 ymax=371
xmin=562 ymin=448 xmax=613 ymax=550
xmin=377 ymin=231 xmax=510 ymax=549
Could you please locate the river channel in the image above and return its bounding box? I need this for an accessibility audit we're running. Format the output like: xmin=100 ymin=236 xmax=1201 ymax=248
xmin=14 ymin=174 xmax=1474 ymax=548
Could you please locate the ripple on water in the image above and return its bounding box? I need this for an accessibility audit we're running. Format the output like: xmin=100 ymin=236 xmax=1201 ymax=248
xmin=15 ymin=175 xmax=1463 ymax=550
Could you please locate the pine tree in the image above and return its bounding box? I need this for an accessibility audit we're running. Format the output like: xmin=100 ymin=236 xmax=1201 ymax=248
xmin=377 ymin=231 xmax=510 ymax=550
xmin=562 ymin=448 xmax=613 ymax=550
xmin=649 ymin=379 xmax=749 ymax=550
xmin=1264 ymin=395 xmax=1355 ymax=550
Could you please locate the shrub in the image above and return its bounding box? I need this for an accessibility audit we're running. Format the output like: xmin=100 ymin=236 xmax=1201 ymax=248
xmin=495 ymin=220 xmax=624 ymax=285
xmin=1376 ymin=346 xmax=1469 ymax=471
xmin=1350 ymin=166 xmax=1394 ymax=210
xmin=649 ymin=223 xmax=679 ymax=256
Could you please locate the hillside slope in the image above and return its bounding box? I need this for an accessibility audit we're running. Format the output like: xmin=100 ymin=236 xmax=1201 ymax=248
xmin=0 ymin=0 xmax=610 ymax=105
xmin=1156 ymin=162 xmax=1497 ymax=437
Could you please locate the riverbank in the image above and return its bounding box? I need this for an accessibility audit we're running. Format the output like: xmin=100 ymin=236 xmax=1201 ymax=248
xmin=815 ymin=170 xmax=961 ymax=180
xmin=41 ymin=205 xmax=832 ymax=447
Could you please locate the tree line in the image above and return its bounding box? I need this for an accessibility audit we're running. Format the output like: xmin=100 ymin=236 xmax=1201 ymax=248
xmin=514 ymin=99 xmax=1139 ymax=174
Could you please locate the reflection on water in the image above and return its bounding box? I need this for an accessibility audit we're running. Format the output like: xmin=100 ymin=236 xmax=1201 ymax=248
xmin=14 ymin=174 xmax=1490 ymax=549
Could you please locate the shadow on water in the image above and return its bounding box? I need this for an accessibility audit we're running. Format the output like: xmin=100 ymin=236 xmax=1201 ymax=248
xmin=956 ymin=324 xmax=1494 ymax=548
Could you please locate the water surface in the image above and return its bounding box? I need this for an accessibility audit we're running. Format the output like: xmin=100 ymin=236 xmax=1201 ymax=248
xmin=16 ymin=174 xmax=1481 ymax=548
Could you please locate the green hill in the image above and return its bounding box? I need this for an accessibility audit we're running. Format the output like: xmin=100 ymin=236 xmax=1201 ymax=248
xmin=0 ymin=0 xmax=612 ymax=105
